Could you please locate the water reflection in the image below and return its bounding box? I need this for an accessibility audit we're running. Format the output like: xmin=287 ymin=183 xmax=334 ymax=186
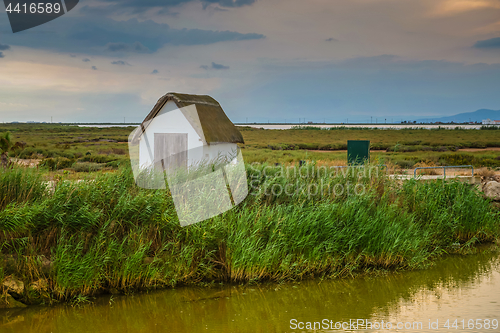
xmin=1 ymin=248 xmax=499 ymax=333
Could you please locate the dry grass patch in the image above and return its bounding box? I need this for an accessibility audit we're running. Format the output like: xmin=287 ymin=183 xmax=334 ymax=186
xmin=414 ymin=161 xmax=441 ymax=175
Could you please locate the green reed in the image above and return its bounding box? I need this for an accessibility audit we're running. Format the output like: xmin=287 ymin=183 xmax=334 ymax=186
xmin=0 ymin=164 xmax=498 ymax=303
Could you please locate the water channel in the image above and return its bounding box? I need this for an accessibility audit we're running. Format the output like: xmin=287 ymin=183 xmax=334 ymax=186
xmin=1 ymin=247 xmax=499 ymax=332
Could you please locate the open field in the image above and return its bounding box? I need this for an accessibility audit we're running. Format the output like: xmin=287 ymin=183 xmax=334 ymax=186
xmin=242 ymin=148 xmax=500 ymax=170
xmin=1 ymin=124 xmax=500 ymax=174
xmin=238 ymin=126 xmax=500 ymax=168
xmin=0 ymin=124 xmax=132 ymax=176
xmin=238 ymin=126 xmax=500 ymax=150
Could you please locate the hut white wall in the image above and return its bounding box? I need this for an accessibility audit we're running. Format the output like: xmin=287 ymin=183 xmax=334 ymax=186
xmin=139 ymin=101 xmax=203 ymax=168
xmin=201 ymin=143 xmax=239 ymax=164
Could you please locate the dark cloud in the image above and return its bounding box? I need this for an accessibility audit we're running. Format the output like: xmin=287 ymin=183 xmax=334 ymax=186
xmin=340 ymin=54 xmax=399 ymax=68
xmin=211 ymin=62 xmax=229 ymax=69
xmin=106 ymin=41 xmax=150 ymax=53
xmin=0 ymin=44 xmax=11 ymax=51
xmin=0 ymin=16 xmax=265 ymax=54
xmin=157 ymin=8 xmax=180 ymax=16
xmin=202 ymin=0 xmax=256 ymax=9
xmin=151 ymin=69 xmax=159 ymax=74
xmin=0 ymin=52 xmax=4 ymax=58
xmin=473 ymin=37 xmax=500 ymax=49
xmin=111 ymin=60 xmax=131 ymax=65
xmin=83 ymin=58 xmax=91 ymax=62
xmin=97 ymin=0 xmax=255 ymax=12
xmin=106 ymin=43 xmax=129 ymax=52
xmin=92 ymin=66 xmax=98 ymax=70
xmin=70 ymin=54 xmax=77 ymax=57
xmin=201 ymin=62 xmax=230 ymax=70
xmin=325 ymin=38 xmax=338 ymax=42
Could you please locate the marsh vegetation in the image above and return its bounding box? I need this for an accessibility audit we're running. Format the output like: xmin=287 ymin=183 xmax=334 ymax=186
xmin=0 ymin=163 xmax=498 ymax=305
xmin=1 ymin=124 xmax=500 ymax=174
xmin=0 ymin=124 xmax=499 ymax=306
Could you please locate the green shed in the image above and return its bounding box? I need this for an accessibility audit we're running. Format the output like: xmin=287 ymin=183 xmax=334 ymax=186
xmin=347 ymin=140 xmax=370 ymax=165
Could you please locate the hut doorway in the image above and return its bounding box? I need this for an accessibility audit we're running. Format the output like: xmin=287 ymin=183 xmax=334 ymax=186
xmin=154 ymin=133 xmax=188 ymax=171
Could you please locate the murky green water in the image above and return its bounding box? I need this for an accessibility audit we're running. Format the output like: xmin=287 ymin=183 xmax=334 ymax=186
xmin=1 ymin=248 xmax=499 ymax=333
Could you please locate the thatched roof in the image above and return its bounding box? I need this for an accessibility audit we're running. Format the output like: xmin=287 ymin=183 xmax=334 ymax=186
xmin=133 ymin=92 xmax=244 ymax=145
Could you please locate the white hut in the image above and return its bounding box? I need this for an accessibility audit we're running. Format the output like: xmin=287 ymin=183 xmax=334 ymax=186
xmin=130 ymin=92 xmax=244 ymax=172
xmin=128 ymin=93 xmax=247 ymax=226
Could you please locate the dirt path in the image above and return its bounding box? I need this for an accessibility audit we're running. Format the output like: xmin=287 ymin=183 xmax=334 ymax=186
xmin=458 ymin=147 xmax=500 ymax=152
xmin=11 ymin=158 xmax=41 ymax=167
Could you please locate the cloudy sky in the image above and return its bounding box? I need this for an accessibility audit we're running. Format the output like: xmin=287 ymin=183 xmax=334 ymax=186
xmin=1 ymin=0 xmax=500 ymax=123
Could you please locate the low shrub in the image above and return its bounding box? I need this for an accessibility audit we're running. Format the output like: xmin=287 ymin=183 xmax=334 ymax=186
xmin=386 ymin=145 xmax=458 ymax=153
xmin=400 ymin=140 xmax=422 ymax=146
xmin=485 ymin=142 xmax=500 ymax=147
xmin=439 ymin=153 xmax=475 ymax=166
xmin=394 ymin=159 xmax=416 ymax=169
xmin=98 ymin=148 xmax=127 ymax=155
xmin=72 ymin=162 xmax=105 ymax=172
xmin=40 ymin=157 xmax=75 ymax=171
xmin=17 ymin=147 xmax=45 ymax=159
xmin=387 ymin=145 xmax=418 ymax=152
xmin=370 ymin=143 xmax=390 ymax=150
xmin=469 ymin=142 xmax=487 ymax=148
xmin=297 ymin=143 xmax=320 ymax=150
xmin=480 ymin=125 xmax=500 ymax=130
xmin=112 ymin=148 xmax=126 ymax=155
xmin=290 ymin=126 xmax=322 ymax=130
xmin=79 ymin=154 xmax=118 ymax=163
xmin=105 ymin=160 xmax=125 ymax=169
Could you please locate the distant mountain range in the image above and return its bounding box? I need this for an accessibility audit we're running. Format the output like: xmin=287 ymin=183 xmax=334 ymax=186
xmin=416 ymin=109 xmax=500 ymax=123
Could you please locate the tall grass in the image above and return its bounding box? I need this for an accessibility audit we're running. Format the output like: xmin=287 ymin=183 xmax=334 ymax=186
xmin=0 ymin=167 xmax=46 ymax=210
xmin=0 ymin=164 xmax=498 ymax=303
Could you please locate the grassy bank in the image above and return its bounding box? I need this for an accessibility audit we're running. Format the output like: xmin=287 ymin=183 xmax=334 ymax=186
xmin=0 ymin=165 xmax=499 ymax=305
